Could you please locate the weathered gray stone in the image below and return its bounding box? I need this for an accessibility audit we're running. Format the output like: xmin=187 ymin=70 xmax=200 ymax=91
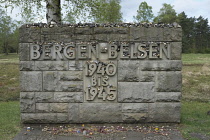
xmin=41 ymin=27 xmax=75 ymax=42
xmin=122 ymin=113 xmax=148 ymax=122
xmin=94 ymin=34 xmax=108 ymax=42
xmin=139 ymin=71 xmax=156 ymax=82
xmin=49 ymin=103 xmax=68 ymax=113
xmin=19 ymin=26 xmax=41 ymax=43
xmin=20 ymin=92 xmax=35 ymax=99
xmin=21 ymin=113 xmax=57 ymax=123
xmin=35 ymin=92 xmax=54 ymax=102
xmin=43 ymin=71 xmax=58 ymax=91
xmin=35 ymin=61 xmax=68 ymax=71
xmin=59 ymin=81 xmax=83 ymax=92
xmin=41 ymin=34 xmax=76 ymax=42
xmin=75 ymin=27 xmax=93 ymax=34
xmin=141 ymin=60 xmax=182 ymax=71
xmin=56 ymin=113 xmax=68 ymax=123
xmin=20 ymin=61 xmax=35 ymax=71
xmin=41 ymin=27 xmax=74 ymax=35
xmin=156 ymin=72 xmax=182 ymax=92
xmin=43 ymin=71 xmax=83 ymax=92
xmin=118 ymin=82 xmax=155 ymax=103
xmin=118 ymin=60 xmax=140 ymax=82
xmin=148 ymin=103 xmax=181 ymax=122
xmin=94 ymin=34 xmax=129 ymax=42
xmin=109 ymin=34 xmax=129 ymax=41
xmin=130 ymin=27 xmax=164 ymax=41
xmin=122 ymin=103 xmax=148 ymax=113
xmin=94 ymin=27 xmax=128 ymax=34
xmin=68 ymin=103 xmax=80 ymax=123
xmin=20 ymin=99 xmax=35 ymax=113
xmin=20 ymin=72 xmax=42 ymax=91
xmin=69 ymin=61 xmax=84 ymax=71
xmin=163 ymin=28 xmax=182 ymax=41
xmin=20 ymin=92 xmax=35 ymax=113
xmin=19 ymin=25 xmax=182 ymax=123
xmin=58 ymin=71 xmax=83 ymax=81
xmin=54 ymin=92 xmax=83 ymax=103
xmin=19 ymin=43 xmax=30 ymax=61
xmin=76 ymin=35 xmax=93 ymax=41
xmin=79 ymin=103 xmax=122 ymax=123
xmin=36 ymin=103 xmax=49 ymax=112
xmin=156 ymin=92 xmax=181 ymax=102
xmin=130 ymin=27 xmax=149 ymax=41
xmin=171 ymin=42 xmax=182 ymax=60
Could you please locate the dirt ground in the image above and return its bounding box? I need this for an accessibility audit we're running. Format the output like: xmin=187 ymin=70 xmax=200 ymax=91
xmin=14 ymin=124 xmax=185 ymax=140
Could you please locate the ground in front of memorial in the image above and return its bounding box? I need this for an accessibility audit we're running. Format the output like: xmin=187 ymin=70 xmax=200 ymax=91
xmin=1 ymin=53 xmax=210 ymax=140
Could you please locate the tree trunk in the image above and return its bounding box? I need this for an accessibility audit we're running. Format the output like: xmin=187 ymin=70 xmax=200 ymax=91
xmin=3 ymin=42 xmax=8 ymax=55
xmin=46 ymin=0 xmax=61 ymax=24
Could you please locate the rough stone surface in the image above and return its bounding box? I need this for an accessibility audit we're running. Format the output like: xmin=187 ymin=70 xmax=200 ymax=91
xmin=123 ymin=113 xmax=148 ymax=122
xmin=75 ymin=27 xmax=92 ymax=34
xmin=20 ymin=92 xmax=35 ymax=113
xmin=69 ymin=61 xmax=84 ymax=71
xmin=19 ymin=25 xmax=182 ymax=123
xmin=156 ymin=72 xmax=182 ymax=92
xmin=122 ymin=103 xmax=148 ymax=113
xmin=21 ymin=113 xmax=57 ymax=123
xmin=19 ymin=26 xmax=41 ymax=43
xmin=54 ymin=92 xmax=83 ymax=103
xmin=36 ymin=103 xmax=50 ymax=112
xmin=130 ymin=27 xmax=164 ymax=41
xmin=140 ymin=60 xmax=182 ymax=71
xmin=139 ymin=71 xmax=156 ymax=82
xmin=68 ymin=103 xmax=80 ymax=123
xmin=156 ymin=92 xmax=181 ymax=102
xmin=79 ymin=103 xmax=122 ymax=123
xmin=49 ymin=103 xmax=68 ymax=113
xmin=163 ymin=28 xmax=182 ymax=42
xmin=118 ymin=82 xmax=155 ymax=103
xmin=148 ymin=103 xmax=181 ymax=122
xmin=35 ymin=61 xmax=68 ymax=71
xmin=94 ymin=27 xmax=128 ymax=34
xmin=19 ymin=43 xmax=30 ymax=61
xmin=171 ymin=42 xmax=182 ymax=60
xmin=118 ymin=60 xmax=140 ymax=82
xmin=35 ymin=92 xmax=54 ymax=103
xmin=43 ymin=71 xmax=83 ymax=92
xmin=20 ymin=61 xmax=35 ymax=71
xmin=20 ymin=72 xmax=42 ymax=91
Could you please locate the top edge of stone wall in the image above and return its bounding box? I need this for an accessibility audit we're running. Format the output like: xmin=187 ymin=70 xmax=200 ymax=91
xmin=20 ymin=23 xmax=182 ymax=29
xmin=19 ymin=23 xmax=182 ymax=43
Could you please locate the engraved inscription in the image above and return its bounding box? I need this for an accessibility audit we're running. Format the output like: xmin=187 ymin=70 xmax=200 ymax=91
xmin=84 ymin=61 xmax=117 ymax=102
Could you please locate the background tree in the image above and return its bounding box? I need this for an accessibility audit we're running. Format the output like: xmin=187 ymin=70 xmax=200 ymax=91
xmin=194 ymin=16 xmax=209 ymax=53
xmin=0 ymin=0 xmax=123 ymax=24
xmin=90 ymin=0 xmax=122 ymax=23
xmin=63 ymin=11 xmax=76 ymax=24
xmin=133 ymin=1 xmax=153 ymax=23
xmin=154 ymin=3 xmax=177 ymax=23
xmin=0 ymin=0 xmax=93 ymax=24
xmin=177 ymin=12 xmax=196 ymax=53
xmin=0 ymin=9 xmax=17 ymax=54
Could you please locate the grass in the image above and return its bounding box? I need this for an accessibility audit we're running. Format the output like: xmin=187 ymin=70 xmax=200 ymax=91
xmin=181 ymin=53 xmax=210 ymax=139
xmin=181 ymin=101 xmax=210 ymax=139
xmin=0 ymin=63 xmax=20 ymax=101
xmin=0 ymin=101 xmax=21 ymax=140
xmin=1 ymin=53 xmax=210 ymax=139
xmin=182 ymin=53 xmax=210 ymax=65
xmin=0 ymin=53 xmax=19 ymax=64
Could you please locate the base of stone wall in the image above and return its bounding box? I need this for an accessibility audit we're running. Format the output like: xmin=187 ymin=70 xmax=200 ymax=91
xmin=21 ymin=103 xmax=180 ymax=123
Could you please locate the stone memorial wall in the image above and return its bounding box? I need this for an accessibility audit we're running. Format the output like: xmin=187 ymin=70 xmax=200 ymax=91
xmin=19 ymin=23 xmax=182 ymax=123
